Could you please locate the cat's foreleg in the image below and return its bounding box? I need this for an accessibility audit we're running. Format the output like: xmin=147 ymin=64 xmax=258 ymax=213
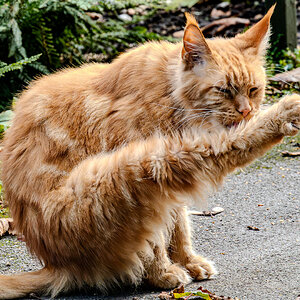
xmin=143 ymin=232 xmax=192 ymax=288
xmin=168 ymin=207 xmax=216 ymax=280
xmin=217 ymin=94 xmax=300 ymax=171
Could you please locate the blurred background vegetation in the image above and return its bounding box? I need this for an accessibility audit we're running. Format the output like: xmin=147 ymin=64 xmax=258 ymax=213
xmin=0 ymin=0 xmax=299 ymax=114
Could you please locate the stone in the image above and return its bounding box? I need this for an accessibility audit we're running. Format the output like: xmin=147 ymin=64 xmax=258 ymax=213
xmin=118 ymin=14 xmax=132 ymax=22
xmin=127 ymin=8 xmax=136 ymax=16
xmin=172 ymin=30 xmax=184 ymax=39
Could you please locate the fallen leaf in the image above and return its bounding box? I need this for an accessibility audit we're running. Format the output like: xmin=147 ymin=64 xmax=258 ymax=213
xmin=158 ymin=285 xmax=239 ymax=300
xmin=198 ymin=286 xmax=239 ymax=300
xmin=281 ymin=151 xmax=300 ymax=157
xmin=189 ymin=207 xmax=224 ymax=216
xmin=158 ymin=291 xmax=173 ymax=300
xmin=269 ymin=68 xmax=300 ymax=83
xmin=201 ymin=17 xmax=250 ymax=34
xmin=210 ymin=8 xmax=231 ymax=19
xmin=247 ymin=226 xmax=260 ymax=231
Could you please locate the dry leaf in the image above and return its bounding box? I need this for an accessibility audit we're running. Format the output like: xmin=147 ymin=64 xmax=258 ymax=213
xmin=201 ymin=17 xmax=250 ymax=34
xmin=158 ymin=291 xmax=173 ymax=300
xmin=269 ymin=68 xmax=300 ymax=83
xmin=158 ymin=285 xmax=239 ymax=300
xmin=189 ymin=207 xmax=224 ymax=216
xmin=281 ymin=151 xmax=300 ymax=157
xmin=247 ymin=226 xmax=260 ymax=231
xmin=210 ymin=8 xmax=231 ymax=19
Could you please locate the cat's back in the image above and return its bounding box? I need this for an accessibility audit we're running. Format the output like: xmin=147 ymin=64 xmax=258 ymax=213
xmin=2 ymin=41 xmax=179 ymax=201
xmin=1 ymin=63 xmax=109 ymax=199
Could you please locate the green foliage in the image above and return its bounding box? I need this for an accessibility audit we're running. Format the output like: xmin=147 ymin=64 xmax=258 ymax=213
xmin=277 ymin=48 xmax=300 ymax=71
xmin=0 ymin=0 xmax=166 ymax=112
xmin=0 ymin=54 xmax=41 ymax=77
xmin=166 ymin=0 xmax=199 ymax=10
xmin=267 ymin=47 xmax=300 ymax=76
xmin=0 ymin=109 xmax=14 ymax=138
xmin=173 ymin=290 xmax=211 ymax=299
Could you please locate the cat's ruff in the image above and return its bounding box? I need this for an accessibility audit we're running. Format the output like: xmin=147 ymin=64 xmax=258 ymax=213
xmin=1 ymin=5 xmax=300 ymax=299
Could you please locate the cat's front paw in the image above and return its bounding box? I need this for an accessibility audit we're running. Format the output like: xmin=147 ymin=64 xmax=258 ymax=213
xmin=185 ymin=255 xmax=217 ymax=280
xmin=152 ymin=264 xmax=192 ymax=289
xmin=277 ymin=94 xmax=300 ymax=136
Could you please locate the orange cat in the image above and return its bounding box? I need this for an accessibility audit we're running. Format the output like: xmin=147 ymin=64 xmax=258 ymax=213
xmin=1 ymin=5 xmax=300 ymax=299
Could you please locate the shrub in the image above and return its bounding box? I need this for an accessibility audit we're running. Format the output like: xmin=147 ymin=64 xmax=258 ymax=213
xmin=0 ymin=0 xmax=166 ymax=112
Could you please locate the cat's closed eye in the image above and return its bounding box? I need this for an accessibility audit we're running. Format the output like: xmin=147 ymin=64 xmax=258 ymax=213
xmin=249 ymin=87 xmax=258 ymax=96
xmin=216 ymin=87 xmax=232 ymax=98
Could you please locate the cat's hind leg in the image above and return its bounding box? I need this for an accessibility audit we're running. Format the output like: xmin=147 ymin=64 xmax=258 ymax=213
xmin=168 ymin=207 xmax=217 ymax=280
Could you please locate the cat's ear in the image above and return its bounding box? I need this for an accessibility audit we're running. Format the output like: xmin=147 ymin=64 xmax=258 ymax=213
xmin=234 ymin=4 xmax=275 ymax=56
xmin=182 ymin=13 xmax=211 ymax=67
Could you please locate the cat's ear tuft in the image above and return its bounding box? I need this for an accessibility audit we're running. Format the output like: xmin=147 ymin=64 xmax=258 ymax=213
xmin=235 ymin=4 xmax=275 ymax=56
xmin=182 ymin=13 xmax=211 ymax=68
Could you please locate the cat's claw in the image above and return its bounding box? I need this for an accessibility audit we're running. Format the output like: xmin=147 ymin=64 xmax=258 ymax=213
xmin=185 ymin=255 xmax=217 ymax=280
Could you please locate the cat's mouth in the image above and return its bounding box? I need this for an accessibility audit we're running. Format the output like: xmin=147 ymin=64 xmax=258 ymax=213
xmin=226 ymin=122 xmax=240 ymax=129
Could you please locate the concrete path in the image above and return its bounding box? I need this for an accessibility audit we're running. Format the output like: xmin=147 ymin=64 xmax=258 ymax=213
xmin=0 ymin=143 xmax=299 ymax=300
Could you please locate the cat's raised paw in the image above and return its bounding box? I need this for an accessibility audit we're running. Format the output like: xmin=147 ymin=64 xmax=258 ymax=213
xmin=185 ymin=255 xmax=217 ymax=280
xmin=278 ymin=94 xmax=300 ymax=136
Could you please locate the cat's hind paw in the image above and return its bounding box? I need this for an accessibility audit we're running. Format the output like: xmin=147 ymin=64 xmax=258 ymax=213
xmin=185 ymin=255 xmax=217 ymax=280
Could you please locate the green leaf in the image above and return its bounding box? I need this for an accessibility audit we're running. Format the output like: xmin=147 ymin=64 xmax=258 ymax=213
xmin=0 ymin=54 xmax=42 ymax=77
xmin=166 ymin=0 xmax=199 ymax=10
xmin=0 ymin=25 xmax=7 ymax=32
xmin=173 ymin=291 xmax=212 ymax=299
xmin=10 ymin=18 xmax=22 ymax=48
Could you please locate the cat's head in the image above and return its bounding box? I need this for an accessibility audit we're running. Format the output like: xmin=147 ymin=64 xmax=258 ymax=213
xmin=178 ymin=5 xmax=275 ymax=130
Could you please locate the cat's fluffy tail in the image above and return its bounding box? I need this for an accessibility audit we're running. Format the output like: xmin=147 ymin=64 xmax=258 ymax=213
xmin=0 ymin=268 xmax=71 ymax=299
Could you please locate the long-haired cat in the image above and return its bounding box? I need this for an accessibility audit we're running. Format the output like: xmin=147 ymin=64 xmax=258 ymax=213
xmin=1 ymin=5 xmax=300 ymax=299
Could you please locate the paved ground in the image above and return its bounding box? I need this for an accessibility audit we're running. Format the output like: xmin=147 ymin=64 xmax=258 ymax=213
xmin=0 ymin=140 xmax=299 ymax=300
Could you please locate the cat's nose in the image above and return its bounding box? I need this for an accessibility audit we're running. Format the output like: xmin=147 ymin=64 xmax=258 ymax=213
xmin=239 ymin=107 xmax=251 ymax=117
xmin=236 ymin=96 xmax=252 ymax=117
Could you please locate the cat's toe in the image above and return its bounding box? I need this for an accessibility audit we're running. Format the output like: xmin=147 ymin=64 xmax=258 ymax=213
xmin=185 ymin=255 xmax=217 ymax=280
xmin=151 ymin=264 xmax=191 ymax=289
xmin=278 ymin=94 xmax=300 ymax=136
xmin=281 ymin=122 xmax=300 ymax=136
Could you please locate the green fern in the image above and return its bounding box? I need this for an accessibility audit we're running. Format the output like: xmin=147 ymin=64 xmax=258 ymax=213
xmin=0 ymin=0 xmax=168 ymax=111
xmin=0 ymin=54 xmax=42 ymax=77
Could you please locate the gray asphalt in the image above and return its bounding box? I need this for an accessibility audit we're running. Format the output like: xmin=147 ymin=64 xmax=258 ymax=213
xmin=0 ymin=150 xmax=299 ymax=300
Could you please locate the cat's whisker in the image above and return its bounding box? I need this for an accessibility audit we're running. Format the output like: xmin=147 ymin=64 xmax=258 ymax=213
xmin=175 ymin=112 xmax=212 ymax=130
xmin=174 ymin=112 xmax=211 ymax=128
xmin=153 ymin=103 xmax=216 ymax=113
xmin=177 ymin=115 xmax=209 ymax=131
